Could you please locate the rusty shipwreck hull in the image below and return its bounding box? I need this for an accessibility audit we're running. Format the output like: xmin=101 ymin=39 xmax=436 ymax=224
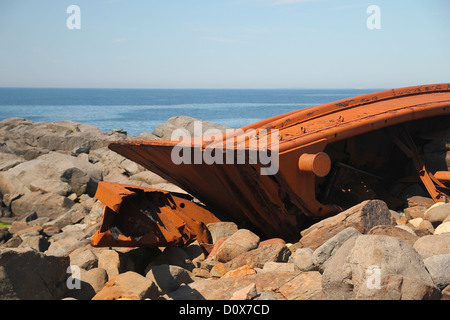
xmin=93 ymin=83 xmax=450 ymax=245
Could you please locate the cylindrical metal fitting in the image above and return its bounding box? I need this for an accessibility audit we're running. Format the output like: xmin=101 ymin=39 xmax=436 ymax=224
xmin=298 ymin=152 xmax=331 ymax=177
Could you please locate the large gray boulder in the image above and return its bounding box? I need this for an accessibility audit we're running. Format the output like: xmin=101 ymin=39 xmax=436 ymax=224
xmin=152 ymin=115 xmax=231 ymax=140
xmin=10 ymin=192 xmax=75 ymax=220
xmin=322 ymin=235 xmax=441 ymax=300
xmin=423 ymin=254 xmax=450 ymax=289
xmin=0 ymin=118 xmax=120 ymax=160
xmin=298 ymin=200 xmax=394 ymax=250
xmin=413 ymin=233 xmax=450 ymax=259
xmin=312 ymin=226 xmax=361 ymax=272
xmin=7 ymin=151 xmax=102 ymax=197
xmin=0 ymin=247 xmax=70 ymax=299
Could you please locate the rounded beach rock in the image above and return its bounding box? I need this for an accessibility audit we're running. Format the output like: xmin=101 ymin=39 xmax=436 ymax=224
xmin=322 ymin=235 xmax=441 ymax=300
xmin=214 ymin=229 xmax=260 ymax=263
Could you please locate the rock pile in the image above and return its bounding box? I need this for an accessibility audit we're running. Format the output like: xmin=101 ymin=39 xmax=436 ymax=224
xmin=0 ymin=117 xmax=449 ymax=300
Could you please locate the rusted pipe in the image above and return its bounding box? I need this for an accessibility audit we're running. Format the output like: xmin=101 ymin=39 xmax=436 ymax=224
xmin=298 ymin=152 xmax=331 ymax=177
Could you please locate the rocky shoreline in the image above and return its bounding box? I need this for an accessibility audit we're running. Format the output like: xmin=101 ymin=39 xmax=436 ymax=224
xmin=0 ymin=116 xmax=449 ymax=300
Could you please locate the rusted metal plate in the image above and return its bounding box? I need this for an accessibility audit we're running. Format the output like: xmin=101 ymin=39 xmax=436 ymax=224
xmin=106 ymin=84 xmax=450 ymax=242
xmin=90 ymin=181 xmax=221 ymax=247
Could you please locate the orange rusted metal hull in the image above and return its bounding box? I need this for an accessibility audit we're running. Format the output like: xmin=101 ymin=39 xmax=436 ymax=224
xmin=103 ymin=83 xmax=450 ymax=243
xmin=90 ymin=181 xmax=221 ymax=247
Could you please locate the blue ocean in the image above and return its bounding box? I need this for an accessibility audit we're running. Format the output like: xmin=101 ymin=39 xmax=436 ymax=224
xmin=0 ymin=88 xmax=380 ymax=136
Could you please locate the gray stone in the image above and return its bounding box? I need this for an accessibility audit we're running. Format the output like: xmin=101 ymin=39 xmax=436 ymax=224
xmin=434 ymin=222 xmax=450 ymax=235
xmin=42 ymin=204 xmax=87 ymax=230
xmin=215 ymin=229 xmax=260 ymax=263
xmin=0 ymin=117 xmax=111 ymax=159
xmin=368 ymin=225 xmax=418 ymax=246
xmin=129 ymin=171 xmax=167 ymax=186
xmin=423 ymin=253 xmax=450 ymax=289
xmin=206 ymin=222 xmax=239 ymax=244
xmin=45 ymin=237 xmax=91 ymax=257
xmin=92 ymin=271 xmax=159 ymax=300
xmin=7 ymin=221 xmax=28 ymax=234
xmin=1 ymin=193 xmax=21 ymax=208
xmin=7 ymin=151 xmax=102 ymax=197
xmin=10 ymin=192 xmax=74 ymax=220
xmin=0 ymin=247 xmax=69 ymax=299
xmin=404 ymin=206 xmax=427 ymax=219
xmin=98 ymin=249 xmax=129 ymax=279
xmin=165 ymin=271 xmax=301 ymax=300
xmin=1 ymin=235 xmax=22 ymax=248
xmin=19 ymin=211 xmax=38 ymax=223
xmin=322 ymin=235 xmax=441 ymax=300
xmin=424 ymin=203 xmax=450 ymax=224
xmin=42 ymin=225 xmax=60 ymax=237
xmin=299 ymin=200 xmax=393 ymax=250
xmin=71 ymin=141 xmax=91 ymax=156
xmin=261 ymin=261 xmax=295 ymax=273
xmin=152 ymin=115 xmax=231 ymax=140
xmin=224 ymin=243 xmax=291 ymax=271
xmin=146 ymin=264 xmax=193 ymax=295
xmin=29 ymin=178 xmax=72 ymax=196
xmin=69 ymin=247 xmax=99 ymax=270
xmin=312 ymin=227 xmax=361 ymax=271
xmin=0 ymin=152 xmax=24 ymax=172
xmin=183 ymin=240 xmax=206 ymax=267
xmin=0 ymin=171 xmax=30 ymax=196
xmin=406 ymin=195 xmax=435 ymax=209
xmin=253 ymin=292 xmax=279 ymax=300
xmin=18 ymin=235 xmax=49 ymax=252
xmin=29 ymin=217 xmax=51 ymax=227
xmin=65 ymin=267 xmax=108 ymax=300
xmin=200 ymin=257 xmax=218 ymax=271
xmin=230 ymin=283 xmax=257 ymax=300
xmin=292 ymin=248 xmax=316 ymax=272
xmin=119 ymin=159 xmax=142 ymax=176
xmin=413 ymin=233 xmax=450 ymax=259
xmin=134 ymin=132 xmax=160 ymax=140
xmin=278 ymin=271 xmax=325 ymax=300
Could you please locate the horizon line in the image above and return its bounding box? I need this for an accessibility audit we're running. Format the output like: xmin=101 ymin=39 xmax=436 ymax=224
xmin=0 ymin=86 xmax=387 ymax=90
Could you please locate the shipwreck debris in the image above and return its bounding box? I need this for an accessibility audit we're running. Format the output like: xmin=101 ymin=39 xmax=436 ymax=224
xmin=90 ymin=181 xmax=220 ymax=247
xmin=92 ymin=83 xmax=450 ymax=245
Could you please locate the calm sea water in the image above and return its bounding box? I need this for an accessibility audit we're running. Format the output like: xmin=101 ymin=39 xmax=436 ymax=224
xmin=0 ymin=88 xmax=380 ymax=136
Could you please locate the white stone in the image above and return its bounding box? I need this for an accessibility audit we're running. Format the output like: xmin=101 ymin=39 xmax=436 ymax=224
xmin=434 ymin=222 xmax=450 ymax=235
xmin=408 ymin=218 xmax=423 ymax=228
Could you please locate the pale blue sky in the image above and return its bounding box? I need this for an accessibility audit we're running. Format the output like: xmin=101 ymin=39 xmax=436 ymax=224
xmin=0 ymin=0 xmax=448 ymax=88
